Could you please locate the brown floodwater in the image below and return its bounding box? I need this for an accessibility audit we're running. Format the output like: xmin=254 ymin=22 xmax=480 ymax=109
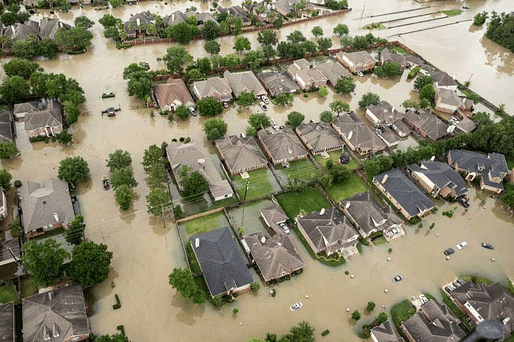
xmin=1 ymin=0 xmax=514 ymax=340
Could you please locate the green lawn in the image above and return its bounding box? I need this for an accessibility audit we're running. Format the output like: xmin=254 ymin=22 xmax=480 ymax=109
xmin=391 ymin=299 xmax=416 ymax=328
xmin=232 ymin=168 xmax=275 ymax=200
xmin=460 ymin=274 xmax=494 ymax=286
xmin=183 ymin=211 xmax=227 ymax=236
xmin=0 ymin=285 xmax=18 ymax=304
xmin=314 ymin=151 xmax=359 ymax=171
xmin=442 ymin=9 xmax=463 ymax=16
xmin=391 ymin=46 xmax=408 ymax=54
xmin=21 ymin=277 xmax=38 ymax=298
xmin=276 ymin=187 xmax=331 ymax=221
xmin=504 ymin=333 xmax=514 ymax=342
xmin=507 ymin=157 xmax=514 ymax=170
xmin=275 ymin=159 xmax=318 ymax=183
xmin=325 ymin=172 xmax=368 ymax=203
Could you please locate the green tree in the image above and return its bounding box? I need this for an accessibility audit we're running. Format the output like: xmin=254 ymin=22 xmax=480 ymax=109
xmin=234 ymin=17 xmax=243 ymax=35
xmin=64 ymin=101 xmax=81 ymax=125
xmin=55 ymin=130 xmax=73 ymax=144
xmin=402 ymin=99 xmax=420 ymax=110
xmin=98 ymin=14 xmax=120 ymax=28
xmin=287 ymin=30 xmax=306 ymax=44
xmin=109 ymin=0 xmax=123 ymax=7
xmin=203 ymin=118 xmax=227 ymax=140
xmin=148 ymin=163 xmax=167 ymax=189
xmin=303 ymin=40 xmax=318 ymax=53
xmin=171 ymin=22 xmax=193 ymax=44
xmin=284 ymin=321 xmax=315 ymax=342
xmin=198 ymin=98 xmax=223 ymax=117
xmin=168 ymin=268 xmax=206 ymax=304
xmin=329 ymin=100 xmax=350 ymax=114
xmin=21 ymin=239 xmax=71 ymax=287
xmin=55 ymin=27 xmax=93 ymax=53
xmin=67 ymin=241 xmax=113 ymax=287
xmin=74 ymin=16 xmax=94 ymax=29
xmin=414 ymin=75 xmax=433 ymax=91
xmin=330 ymin=163 xmax=350 ymax=183
xmin=107 ymin=150 xmax=132 ymax=171
xmin=95 ymin=333 xmax=130 ymax=342
xmin=204 ymin=40 xmax=221 ymax=55
xmin=195 ymin=57 xmax=211 ymax=73
xmin=234 ymin=36 xmax=251 ymax=53
xmin=472 ymin=111 xmax=493 ymax=126
xmin=311 ymin=26 xmax=323 ymax=38
xmin=318 ymin=86 xmax=329 ymax=97
xmin=375 ymin=61 xmax=402 ymax=78
xmin=419 ymin=83 xmax=436 ymax=104
xmin=257 ymin=29 xmax=278 ymax=47
xmin=160 ymin=46 xmax=193 ymax=73
xmin=333 ymin=23 xmax=349 ymax=36
xmin=8 ymin=219 xmax=23 ymax=239
xmin=65 ymin=215 xmax=86 ymax=245
xmin=274 ymin=93 xmax=293 ymax=106
xmin=0 ymin=169 xmax=12 ymax=191
xmin=127 ymin=71 xmax=152 ymax=100
xmin=0 ymin=142 xmax=19 ymax=159
xmin=0 ymin=75 xmax=30 ymax=105
xmin=335 ymin=76 xmax=356 ymax=95
xmin=376 ymin=312 xmax=388 ymax=324
xmin=0 ymin=12 xmax=17 ymax=26
xmin=473 ymin=11 xmax=488 ymax=26
xmin=320 ymin=111 xmax=334 ymax=123
xmin=245 ymin=126 xmax=257 ymax=136
xmin=236 ymin=91 xmax=255 ymax=107
xmin=180 ymin=169 xmax=210 ymax=199
xmin=58 ymin=156 xmax=90 ymax=185
xmin=202 ymin=20 xmax=220 ymax=41
xmin=175 ymin=105 xmax=190 ymax=120
xmin=273 ymin=16 xmax=283 ymax=29
xmin=366 ymin=301 xmax=376 ymax=312
xmin=111 ymin=168 xmax=138 ymax=189
xmin=146 ymin=187 xmax=171 ymax=215
xmin=286 ymin=111 xmax=305 ymax=130
xmin=242 ymin=50 xmax=266 ymax=69
xmin=115 ymin=184 xmax=133 ymax=210
xmin=316 ymin=169 xmax=333 ymax=188
xmin=317 ymin=37 xmax=333 ymax=51
xmin=358 ymin=92 xmax=380 ymax=107
xmin=3 ymin=58 xmax=39 ymax=78
xmin=222 ymin=54 xmax=241 ymax=69
xmin=352 ymin=310 xmax=361 ymax=321
xmin=248 ymin=113 xmax=271 ymax=131
xmin=142 ymin=145 xmax=164 ymax=172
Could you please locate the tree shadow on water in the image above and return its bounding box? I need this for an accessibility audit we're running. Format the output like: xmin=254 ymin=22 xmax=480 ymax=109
xmin=171 ymin=292 xmax=205 ymax=325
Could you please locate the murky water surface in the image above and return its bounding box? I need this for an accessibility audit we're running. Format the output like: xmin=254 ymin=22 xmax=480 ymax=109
xmin=1 ymin=0 xmax=514 ymax=340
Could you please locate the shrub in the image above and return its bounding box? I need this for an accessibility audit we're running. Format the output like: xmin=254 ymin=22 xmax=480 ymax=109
xmin=367 ymin=301 xmax=376 ymax=312
xmin=113 ymin=294 xmax=121 ymax=309
xmin=352 ymin=310 xmax=361 ymax=321
xmin=14 ymin=180 xmax=22 ymax=188
xmin=429 ymin=223 xmax=435 ymax=230
xmin=250 ymin=282 xmax=260 ymax=293
xmin=387 ymin=248 xmax=393 ymax=254
xmin=321 ymin=330 xmax=330 ymax=337
xmin=233 ymin=308 xmax=238 ymax=315
xmin=407 ymin=66 xmax=420 ymax=79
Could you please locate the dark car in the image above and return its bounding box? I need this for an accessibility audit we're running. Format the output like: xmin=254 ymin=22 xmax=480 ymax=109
xmin=481 ymin=243 xmax=494 ymax=250
xmin=393 ymin=274 xmax=403 ymax=283
xmin=444 ymin=248 xmax=455 ymax=256
xmin=457 ymin=197 xmax=470 ymax=208
xmin=339 ymin=154 xmax=350 ymax=164
xmin=444 ymin=286 xmax=452 ymax=295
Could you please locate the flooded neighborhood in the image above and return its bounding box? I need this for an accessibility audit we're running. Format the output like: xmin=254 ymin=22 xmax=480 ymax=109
xmin=1 ymin=0 xmax=514 ymax=341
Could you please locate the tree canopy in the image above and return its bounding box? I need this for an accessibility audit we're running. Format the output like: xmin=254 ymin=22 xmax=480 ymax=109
xmin=335 ymin=76 xmax=356 ymax=95
xmin=3 ymin=58 xmax=39 ymax=78
xmin=204 ymin=40 xmax=221 ymax=55
xmin=22 ymin=239 xmax=71 ymax=287
xmin=374 ymin=61 xmax=402 ymax=78
xmin=203 ymin=118 xmax=227 ymax=140
xmin=329 ymin=100 xmax=350 ymax=114
xmin=107 ymin=150 xmax=132 ymax=171
xmin=320 ymin=111 xmax=334 ymax=123
xmin=146 ymin=186 xmax=171 ymax=215
xmin=486 ymin=11 xmax=514 ymax=52
xmin=0 ymin=142 xmax=19 ymax=159
xmin=414 ymin=75 xmax=433 ymax=91
xmin=74 ymin=16 xmax=95 ymax=29
xmin=67 ymin=241 xmax=113 ymax=287
xmin=0 ymin=75 xmax=30 ymax=105
xmin=236 ymin=91 xmax=255 ymax=107
xmin=0 ymin=169 xmax=12 ymax=192
xmin=197 ymin=98 xmax=223 ymax=116
xmin=168 ymin=267 xmax=206 ymax=304
xmin=160 ymin=46 xmax=193 ymax=73
xmin=286 ymin=111 xmax=305 ymax=130
xmin=115 ymin=184 xmax=133 ymax=210
xmin=55 ymin=27 xmax=94 ymax=53
xmin=257 ymin=29 xmax=278 ymax=47
xmin=58 ymin=156 xmax=90 ymax=185
xmin=358 ymin=92 xmax=380 ymax=107
xmin=65 ymin=215 xmax=86 ymax=245
xmin=202 ymin=20 xmax=220 ymax=41
xmin=333 ymin=23 xmax=349 ymax=36
xmin=179 ymin=167 xmax=210 ymax=200
xmin=110 ymin=168 xmax=138 ymax=189
xmin=233 ymin=36 xmax=251 ymax=53
xmin=248 ymin=113 xmax=271 ymax=131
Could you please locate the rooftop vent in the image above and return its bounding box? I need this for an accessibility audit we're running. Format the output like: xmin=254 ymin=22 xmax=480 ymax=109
xmin=287 ymin=147 xmax=293 ymax=154
xmin=320 ymin=208 xmax=325 ymax=215
xmin=53 ymin=213 xmax=59 ymax=222
xmin=381 ymin=174 xmax=389 ymax=184
xmin=261 ymin=237 xmax=266 ymax=244
xmin=52 ymin=323 xmax=59 ymax=338
xmin=195 ymin=238 xmax=200 ymax=248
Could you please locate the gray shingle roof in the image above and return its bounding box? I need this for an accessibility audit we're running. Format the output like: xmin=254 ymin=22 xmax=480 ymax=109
xmin=431 ymin=70 xmax=457 ymax=87
xmin=332 ymin=112 xmax=386 ymax=154
xmin=448 ymin=150 xmax=508 ymax=177
xmin=317 ymin=61 xmax=351 ymax=86
xmin=403 ymin=109 xmax=450 ymax=141
xmin=163 ymin=10 xmax=187 ymax=26
xmin=19 ymin=178 xmax=75 ymax=233
xmin=371 ymin=321 xmax=404 ymax=342
xmin=245 ymin=231 xmax=305 ymax=282
xmin=374 ymin=168 xmax=434 ymax=218
xmin=22 ymin=285 xmax=90 ymax=342
xmin=0 ymin=303 xmax=14 ymax=342
xmin=190 ymin=227 xmax=253 ymax=296
xmin=215 ymin=135 xmax=267 ymax=175
xmin=193 ymin=77 xmax=232 ymax=101
xmin=408 ymin=160 xmax=468 ymax=198
xmin=0 ymin=111 xmax=13 ymax=144
xmin=257 ymin=127 xmax=308 ymax=164
xmin=24 ymin=109 xmax=62 ymax=131
xmin=341 ymin=192 xmax=403 ymax=237
xmin=13 ymin=102 xmax=38 ymax=117
xmin=260 ymin=204 xmax=288 ymax=235
xmin=39 ymin=18 xmax=71 ymax=40
xmin=3 ymin=20 xmax=39 ymax=41
xmin=258 ymin=71 xmax=299 ymax=97
xmin=223 ymin=70 xmax=267 ymax=98
xmin=366 ymin=101 xmax=403 ymax=125
xmin=297 ymin=122 xmax=344 ymax=153
xmin=0 ymin=238 xmax=21 ymax=266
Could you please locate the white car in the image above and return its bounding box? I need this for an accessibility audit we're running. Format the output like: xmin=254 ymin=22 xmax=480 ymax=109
xmin=456 ymin=241 xmax=468 ymax=250
xmin=261 ymin=95 xmax=270 ymax=105
xmin=260 ymin=102 xmax=268 ymax=111
xmin=290 ymin=302 xmax=303 ymax=311
xmin=278 ymin=222 xmax=289 ymax=234
xmin=419 ymin=294 xmax=429 ymax=304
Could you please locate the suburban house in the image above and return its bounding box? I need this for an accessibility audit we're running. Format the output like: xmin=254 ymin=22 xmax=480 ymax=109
xmin=166 ymin=141 xmax=234 ymax=201
xmin=340 ymin=192 xmax=403 ymax=239
xmin=0 ymin=303 xmax=14 ymax=342
xmin=19 ymin=178 xmax=75 ymax=239
xmin=370 ymin=321 xmax=405 ymax=342
xmin=287 ymin=59 xmax=328 ymax=90
xmin=391 ymin=119 xmax=410 ymax=138
xmin=0 ymin=187 xmax=7 ymax=220
xmin=163 ymin=10 xmax=187 ymax=26
xmin=39 ymin=18 xmax=71 ymax=40
xmin=317 ymin=61 xmax=351 ymax=87
xmin=2 ymin=20 xmax=39 ymax=41
xmin=365 ymin=101 xmax=403 ymax=127
xmin=407 ymin=160 xmax=468 ymax=199
xmin=377 ymin=126 xmax=402 ymax=148
xmin=223 ymin=70 xmax=267 ymax=98
xmin=13 ymin=101 xmax=38 ymax=119
xmin=332 ymin=112 xmax=386 ymax=155
xmin=420 ymin=63 xmax=436 ymax=76
xmin=435 ymin=88 xmax=474 ymax=117
xmin=124 ymin=11 xmax=155 ymax=39
xmin=22 ymin=285 xmax=90 ymax=342
xmin=296 ymin=122 xmax=345 ymax=155
xmin=403 ymin=109 xmax=451 ymax=142
xmin=373 ymin=168 xmax=435 ymax=220
xmin=379 ymin=48 xmax=423 ymax=69
xmin=215 ymin=135 xmax=268 ymax=176
xmin=296 ymin=207 xmax=359 ymax=257
xmin=273 ymin=0 xmax=309 ymax=17
xmin=451 ymin=281 xmax=514 ymax=340
xmin=245 ymin=231 xmax=305 ymax=283
xmin=431 ymin=70 xmax=458 ymax=90
xmin=260 ymin=204 xmax=288 ymax=235
xmin=218 ymin=6 xmax=251 ymax=26
xmin=447 ymin=150 xmax=509 ymax=194
xmin=153 ymin=78 xmax=195 ymax=111
xmin=257 ymin=127 xmax=308 ymax=165
xmin=192 ymin=77 xmax=233 ymax=103
xmin=335 ymin=51 xmax=376 ymax=73
xmin=454 ymin=116 xmax=477 ymax=134
xmin=190 ymin=227 xmax=253 ymax=297
xmin=258 ymin=71 xmax=299 ymax=97
xmin=401 ymin=299 xmax=465 ymax=342
xmin=23 ymin=99 xmax=63 ymax=138
xmin=185 ymin=12 xmax=218 ymax=27
xmin=0 ymin=111 xmax=14 ymax=144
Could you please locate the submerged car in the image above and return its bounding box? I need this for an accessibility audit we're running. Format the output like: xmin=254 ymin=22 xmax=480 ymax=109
xmin=456 ymin=241 xmax=468 ymax=250
xmin=260 ymin=102 xmax=268 ymax=111
xmin=393 ymin=274 xmax=403 ymax=283
xmin=457 ymin=197 xmax=470 ymax=208
xmin=444 ymin=248 xmax=455 ymax=256
xmin=481 ymin=243 xmax=494 ymax=250
xmin=290 ymin=302 xmax=303 ymax=311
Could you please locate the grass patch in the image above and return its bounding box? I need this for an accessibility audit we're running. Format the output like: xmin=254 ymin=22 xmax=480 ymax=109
xmin=184 ymin=211 xmax=226 ymax=236
xmin=292 ymin=226 xmax=346 ymax=267
xmin=506 ymin=157 xmax=514 ymax=170
xmin=460 ymin=274 xmax=494 ymax=286
xmin=372 ymin=236 xmax=387 ymax=245
xmin=187 ymin=242 xmax=202 ymax=274
xmin=325 ymin=172 xmax=368 ymax=202
xmin=314 ymin=151 xmax=359 ymax=171
xmin=232 ymin=168 xmax=275 ymax=200
xmin=423 ymin=292 xmax=435 ymax=300
xmin=391 ymin=46 xmax=408 ymax=54
xmin=363 ymin=22 xmax=385 ymax=30
xmin=459 ymin=88 xmax=481 ymax=104
xmin=276 ymin=187 xmax=331 ymax=221
xmin=0 ymin=285 xmax=18 ymax=304
xmin=20 ymin=277 xmax=38 ymax=298
xmin=504 ymin=333 xmax=514 ymax=342
xmin=442 ymin=9 xmax=463 ymax=17
xmin=439 ymin=289 xmax=463 ymax=316
xmin=276 ymin=159 xmax=318 ymax=182
xmin=391 ymin=300 xmax=416 ymax=328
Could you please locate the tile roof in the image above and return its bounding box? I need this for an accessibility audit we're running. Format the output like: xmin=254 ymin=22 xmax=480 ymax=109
xmin=190 ymin=227 xmax=253 ymax=296
xmin=332 ymin=112 xmax=386 ymax=154
xmin=19 ymin=178 xmax=75 ymax=233
xmin=317 ymin=61 xmax=351 ymax=86
xmin=403 ymin=109 xmax=450 ymax=141
xmin=408 ymin=160 xmax=468 ymax=198
xmin=374 ymin=168 xmax=435 ymax=218
xmin=366 ymin=101 xmax=404 ymax=125
xmin=22 ymin=285 xmax=90 ymax=342
xmin=297 ymin=121 xmax=344 ymax=153
xmin=260 ymin=204 xmax=288 ymax=235
xmin=223 ymin=70 xmax=267 ymax=98
xmin=245 ymin=231 xmax=305 ymax=282
xmin=0 ymin=111 xmax=13 ymax=144
xmin=0 ymin=303 xmax=14 ymax=342
xmin=257 ymin=127 xmax=308 ymax=163
xmin=153 ymin=78 xmax=195 ymax=110
xmin=258 ymin=71 xmax=299 ymax=96
xmin=215 ymin=135 xmax=267 ymax=174
xmin=371 ymin=321 xmax=404 ymax=342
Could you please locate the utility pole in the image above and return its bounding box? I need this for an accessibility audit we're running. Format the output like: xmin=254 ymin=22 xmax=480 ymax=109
xmin=360 ymin=4 xmax=365 ymax=19
xmin=241 ymin=178 xmax=249 ymax=226
xmin=467 ymin=73 xmax=473 ymax=85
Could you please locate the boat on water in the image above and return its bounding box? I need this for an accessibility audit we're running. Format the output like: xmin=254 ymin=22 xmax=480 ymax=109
xmin=102 ymin=176 xmax=110 ymax=190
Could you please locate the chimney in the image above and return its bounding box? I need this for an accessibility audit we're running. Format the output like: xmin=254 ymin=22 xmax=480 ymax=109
xmin=195 ymin=238 xmax=200 ymax=248
xmin=47 ymin=292 xmax=53 ymax=300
